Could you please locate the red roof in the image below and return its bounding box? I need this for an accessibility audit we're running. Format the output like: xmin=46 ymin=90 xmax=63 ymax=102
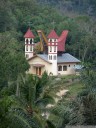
xmin=24 ymin=28 xmax=35 ymax=38
xmin=58 ymin=30 xmax=68 ymax=52
xmin=47 ymin=30 xmax=59 ymax=39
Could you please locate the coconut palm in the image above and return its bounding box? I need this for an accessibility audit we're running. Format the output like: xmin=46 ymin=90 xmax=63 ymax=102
xmin=0 ymin=72 xmax=56 ymax=128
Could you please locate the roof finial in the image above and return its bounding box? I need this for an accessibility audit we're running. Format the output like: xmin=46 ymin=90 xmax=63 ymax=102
xmin=28 ymin=21 xmax=32 ymax=28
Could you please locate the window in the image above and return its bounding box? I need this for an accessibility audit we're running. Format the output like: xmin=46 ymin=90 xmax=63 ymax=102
xmin=69 ymin=65 xmax=70 ymax=67
xmin=30 ymin=39 xmax=32 ymax=44
xmin=50 ymin=46 xmax=52 ymax=52
xmin=54 ymin=55 xmax=56 ymax=60
xmin=50 ymin=39 xmax=52 ymax=42
xmin=49 ymin=55 xmax=50 ymax=60
xmin=63 ymin=66 xmax=67 ymax=71
xmin=26 ymin=39 xmax=28 ymax=44
xmin=51 ymin=55 xmax=52 ymax=60
xmin=58 ymin=66 xmax=62 ymax=71
xmin=49 ymin=55 xmax=52 ymax=60
xmin=26 ymin=45 xmax=28 ymax=51
xmin=30 ymin=45 xmax=32 ymax=51
xmin=26 ymin=54 xmax=29 ymax=58
xmin=54 ymin=46 xmax=56 ymax=52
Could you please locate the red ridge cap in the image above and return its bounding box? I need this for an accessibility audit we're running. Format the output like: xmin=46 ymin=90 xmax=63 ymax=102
xmin=24 ymin=28 xmax=35 ymax=38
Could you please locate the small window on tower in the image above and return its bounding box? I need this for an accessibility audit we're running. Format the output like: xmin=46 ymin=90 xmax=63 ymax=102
xmin=54 ymin=55 xmax=56 ymax=60
xmin=51 ymin=55 xmax=52 ymax=60
xmin=54 ymin=46 xmax=56 ymax=52
xmin=49 ymin=55 xmax=50 ymax=60
xmin=26 ymin=39 xmax=28 ymax=44
xmin=30 ymin=39 xmax=32 ymax=44
xmin=26 ymin=54 xmax=29 ymax=58
xmin=50 ymin=46 xmax=52 ymax=52
xmin=26 ymin=45 xmax=28 ymax=51
xmin=30 ymin=45 xmax=32 ymax=51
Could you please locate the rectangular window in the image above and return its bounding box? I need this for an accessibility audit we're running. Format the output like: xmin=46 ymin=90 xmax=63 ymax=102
xmin=63 ymin=66 xmax=67 ymax=71
xmin=58 ymin=66 xmax=62 ymax=71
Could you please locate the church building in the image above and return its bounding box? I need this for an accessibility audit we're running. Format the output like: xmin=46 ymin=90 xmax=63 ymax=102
xmin=24 ymin=28 xmax=80 ymax=76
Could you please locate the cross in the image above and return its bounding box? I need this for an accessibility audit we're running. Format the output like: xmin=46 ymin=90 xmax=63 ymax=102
xmin=28 ymin=21 xmax=32 ymax=27
xmin=51 ymin=20 xmax=55 ymax=29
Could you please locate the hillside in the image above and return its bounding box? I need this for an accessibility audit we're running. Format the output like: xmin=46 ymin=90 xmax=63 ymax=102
xmin=38 ymin=0 xmax=96 ymax=16
xmin=0 ymin=0 xmax=96 ymax=63
xmin=0 ymin=1 xmax=96 ymax=127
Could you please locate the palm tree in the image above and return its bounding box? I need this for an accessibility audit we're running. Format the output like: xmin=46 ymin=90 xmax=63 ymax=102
xmin=0 ymin=72 xmax=56 ymax=128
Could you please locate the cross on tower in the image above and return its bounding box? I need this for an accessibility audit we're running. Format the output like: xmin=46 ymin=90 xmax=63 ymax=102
xmin=28 ymin=21 xmax=32 ymax=27
xmin=51 ymin=20 xmax=55 ymax=29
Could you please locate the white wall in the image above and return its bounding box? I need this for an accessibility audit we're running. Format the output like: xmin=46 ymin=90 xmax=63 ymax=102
xmin=28 ymin=56 xmax=52 ymax=75
xmin=57 ymin=63 xmax=76 ymax=75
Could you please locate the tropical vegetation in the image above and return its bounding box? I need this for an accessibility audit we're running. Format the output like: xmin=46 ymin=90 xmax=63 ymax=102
xmin=0 ymin=0 xmax=96 ymax=128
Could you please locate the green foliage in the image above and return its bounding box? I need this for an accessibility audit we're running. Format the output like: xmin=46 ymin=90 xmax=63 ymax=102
xmin=0 ymin=0 xmax=96 ymax=127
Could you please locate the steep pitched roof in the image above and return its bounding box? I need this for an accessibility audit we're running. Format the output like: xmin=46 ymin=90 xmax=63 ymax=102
xmin=24 ymin=28 xmax=35 ymax=38
xmin=58 ymin=30 xmax=68 ymax=52
xmin=47 ymin=30 xmax=59 ymax=39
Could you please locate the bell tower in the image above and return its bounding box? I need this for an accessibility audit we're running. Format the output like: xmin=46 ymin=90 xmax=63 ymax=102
xmin=24 ymin=28 xmax=35 ymax=59
xmin=47 ymin=30 xmax=59 ymax=75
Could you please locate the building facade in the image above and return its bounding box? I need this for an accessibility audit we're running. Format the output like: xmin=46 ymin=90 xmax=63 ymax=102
xmin=24 ymin=28 xmax=80 ymax=76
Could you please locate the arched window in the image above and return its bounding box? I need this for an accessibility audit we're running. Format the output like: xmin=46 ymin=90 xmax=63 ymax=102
xmin=63 ymin=66 xmax=67 ymax=71
xmin=30 ymin=45 xmax=32 ymax=51
xmin=58 ymin=65 xmax=62 ymax=71
xmin=49 ymin=55 xmax=50 ymax=60
xmin=30 ymin=39 xmax=32 ymax=44
xmin=26 ymin=39 xmax=28 ymax=44
xmin=54 ymin=46 xmax=56 ymax=52
xmin=54 ymin=55 xmax=56 ymax=60
xmin=26 ymin=45 xmax=28 ymax=51
xmin=26 ymin=54 xmax=29 ymax=58
xmin=50 ymin=46 xmax=52 ymax=52
xmin=51 ymin=55 xmax=52 ymax=60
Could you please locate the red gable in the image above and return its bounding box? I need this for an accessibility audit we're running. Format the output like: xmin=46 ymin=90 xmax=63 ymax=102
xmin=24 ymin=28 xmax=35 ymax=38
xmin=47 ymin=30 xmax=59 ymax=39
xmin=58 ymin=30 xmax=68 ymax=52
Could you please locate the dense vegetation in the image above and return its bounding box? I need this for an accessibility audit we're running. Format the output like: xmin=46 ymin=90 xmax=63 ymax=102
xmin=0 ymin=0 xmax=96 ymax=128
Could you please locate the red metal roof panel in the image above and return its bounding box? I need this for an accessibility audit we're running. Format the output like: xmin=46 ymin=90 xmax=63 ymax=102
xmin=58 ymin=30 xmax=68 ymax=52
xmin=24 ymin=28 xmax=35 ymax=38
xmin=47 ymin=30 xmax=59 ymax=39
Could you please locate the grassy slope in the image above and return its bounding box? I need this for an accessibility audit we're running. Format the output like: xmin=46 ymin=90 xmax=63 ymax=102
xmin=51 ymin=75 xmax=84 ymax=101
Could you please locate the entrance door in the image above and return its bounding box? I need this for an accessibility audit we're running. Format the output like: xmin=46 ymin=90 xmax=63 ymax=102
xmin=36 ymin=67 xmax=38 ymax=75
xmin=39 ymin=67 xmax=41 ymax=75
